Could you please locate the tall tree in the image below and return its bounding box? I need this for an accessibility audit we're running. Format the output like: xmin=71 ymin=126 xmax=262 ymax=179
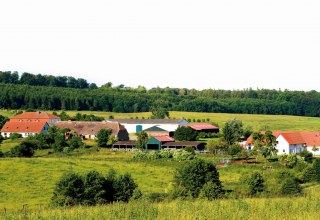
xmin=222 ymin=119 xmax=243 ymax=145
xmin=174 ymin=126 xmax=198 ymax=141
xmin=136 ymin=131 xmax=149 ymax=150
xmin=252 ymin=130 xmax=278 ymax=158
xmin=150 ymin=99 xmax=169 ymax=119
xmin=96 ymin=129 xmax=112 ymax=148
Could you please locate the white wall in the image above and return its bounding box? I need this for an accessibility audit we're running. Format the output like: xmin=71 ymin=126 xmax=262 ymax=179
xmin=306 ymin=146 xmax=320 ymax=156
xmin=276 ymin=135 xmax=290 ymax=155
xmin=122 ymin=123 xmax=179 ymax=133
xmin=276 ymin=135 xmax=305 ymax=155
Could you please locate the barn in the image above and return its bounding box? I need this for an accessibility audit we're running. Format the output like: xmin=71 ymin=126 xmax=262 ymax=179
xmin=107 ymin=119 xmax=188 ymax=133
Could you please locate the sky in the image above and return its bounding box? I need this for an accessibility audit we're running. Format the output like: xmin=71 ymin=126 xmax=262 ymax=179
xmin=0 ymin=0 xmax=320 ymax=91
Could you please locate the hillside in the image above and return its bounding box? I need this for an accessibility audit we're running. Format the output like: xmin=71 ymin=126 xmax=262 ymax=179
xmin=2 ymin=110 xmax=320 ymax=131
xmin=1 ymin=71 xmax=320 ymax=116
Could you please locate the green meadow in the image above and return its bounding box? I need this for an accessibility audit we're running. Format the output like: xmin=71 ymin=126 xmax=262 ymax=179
xmin=1 ymin=109 xmax=320 ymax=131
xmin=0 ymin=149 xmax=319 ymax=219
xmin=1 ymin=110 xmax=320 ymax=218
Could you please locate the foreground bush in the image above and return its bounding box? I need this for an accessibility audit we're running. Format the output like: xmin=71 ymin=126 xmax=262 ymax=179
xmin=52 ymin=169 xmax=139 ymax=206
xmin=173 ymin=159 xmax=223 ymax=198
xmin=241 ymin=171 xmax=264 ymax=196
xmin=10 ymin=141 xmax=34 ymax=157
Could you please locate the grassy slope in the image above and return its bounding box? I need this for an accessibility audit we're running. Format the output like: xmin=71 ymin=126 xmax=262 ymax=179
xmin=1 ymin=109 xmax=320 ymax=131
xmin=0 ymin=150 xmax=176 ymax=209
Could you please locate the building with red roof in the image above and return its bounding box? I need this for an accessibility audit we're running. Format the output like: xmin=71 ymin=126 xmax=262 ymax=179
xmin=55 ymin=121 xmax=129 ymax=141
xmin=1 ymin=121 xmax=49 ymax=138
xmin=246 ymin=131 xmax=320 ymax=155
xmin=10 ymin=111 xmax=60 ymax=124
xmin=182 ymin=123 xmax=219 ymax=133
xmin=146 ymin=136 xmax=175 ymax=150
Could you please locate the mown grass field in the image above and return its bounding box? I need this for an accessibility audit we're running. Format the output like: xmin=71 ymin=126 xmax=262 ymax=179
xmin=1 ymin=109 xmax=320 ymax=131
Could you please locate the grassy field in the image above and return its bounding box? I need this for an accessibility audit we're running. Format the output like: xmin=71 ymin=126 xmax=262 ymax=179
xmin=1 ymin=109 xmax=320 ymax=131
xmin=0 ymin=148 xmax=319 ymax=219
xmin=3 ymin=190 xmax=320 ymax=220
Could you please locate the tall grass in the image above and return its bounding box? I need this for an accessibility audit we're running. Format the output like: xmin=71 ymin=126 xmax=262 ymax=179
xmin=2 ymin=188 xmax=320 ymax=219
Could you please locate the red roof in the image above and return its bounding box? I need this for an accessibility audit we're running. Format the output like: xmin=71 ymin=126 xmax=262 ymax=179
xmin=247 ymin=131 xmax=320 ymax=147
xmin=280 ymin=133 xmax=305 ymax=145
xmin=1 ymin=121 xmax=48 ymax=133
xmin=182 ymin=123 xmax=219 ymax=131
xmin=246 ymin=131 xmax=285 ymax=145
xmin=12 ymin=112 xmax=60 ymax=119
xmin=153 ymin=136 xmax=175 ymax=142
xmin=299 ymin=132 xmax=320 ymax=147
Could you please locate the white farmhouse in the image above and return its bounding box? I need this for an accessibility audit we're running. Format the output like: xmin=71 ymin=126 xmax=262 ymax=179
xmin=276 ymin=133 xmax=305 ymax=155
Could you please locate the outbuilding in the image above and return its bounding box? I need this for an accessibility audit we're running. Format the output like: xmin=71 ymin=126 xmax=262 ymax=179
xmin=146 ymin=136 xmax=175 ymax=150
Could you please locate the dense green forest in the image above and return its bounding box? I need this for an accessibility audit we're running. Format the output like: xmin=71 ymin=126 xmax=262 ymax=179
xmin=0 ymin=71 xmax=320 ymax=116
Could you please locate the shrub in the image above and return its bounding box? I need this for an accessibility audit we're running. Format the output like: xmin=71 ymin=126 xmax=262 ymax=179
xmin=301 ymin=165 xmax=317 ymax=183
xmin=132 ymin=151 xmax=148 ymax=160
xmin=147 ymin=151 xmax=161 ymax=160
xmin=113 ymin=173 xmax=137 ymax=202
xmin=174 ymin=126 xmax=198 ymax=141
xmin=313 ymin=158 xmax=320 ymax=182
xmin=52 ymin=170 xmax=139 ymax=206
xmin=67 ymin=136 xmax=84 ymax=150
xmin=280 ymin=178 xmax=302 ymax=195
xmin=9 ymin=132 xmax=22 ymax=140
xmin=52 ymin=172 xmax=85 ymax=206
xmin=172 ymin=149 xmax=195 ymax=161
xmin=174 ymin=159 xmax=222 ymax=198
xmin=130 ymin=188 xmax=143 ymax=201
xmin=241 ymin=172 xmax=264 ymax=196
xmin=199 ymin=182 xmax=223 ymax=200
xmin=83 ymin=171 xmax=111 ymax=205
xmin=228 ymin=143 xmax=242 ymax=157
xmin=96 ymin=129 xmax=112 ymax=148
xmin=273 ymin=170 xmax=302 ymax=196
xmin=10 ymin=141 xmax=35 ymax=157
xmin=159 ymin=150 xmax=173 ymax=159
xmin=0 ymin=150 xmax=4 ymax=157
xmin=144 ymin=192 xmax=167 ymax=202
xmin=299 ymin=150 xmax=313 ymax=163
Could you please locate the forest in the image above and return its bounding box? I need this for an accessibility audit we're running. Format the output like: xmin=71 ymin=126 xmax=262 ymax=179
xmin=0 ymin=71 xmax=320 ymax=116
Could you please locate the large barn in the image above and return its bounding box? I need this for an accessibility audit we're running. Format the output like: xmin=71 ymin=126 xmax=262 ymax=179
xmin=55 ymin=121 xmax=129 ymax=141
xmin=107 ymin=119 xmax=188 ymax=133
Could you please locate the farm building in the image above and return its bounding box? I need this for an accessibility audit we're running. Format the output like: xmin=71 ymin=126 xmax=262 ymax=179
xmin=10 ymin=111 xmax=61 ymax=124
xmin=146 ymin=136 xmax=175 ymax=150
xmin=162 ymin=141 xmax=206 ymax=150
xmin=0 ymin=121 xmax=49 ymax=138
xmin=143 ymin=125 xmax=172 ymax=137
xmin=181 ymin=123 xmax=219 ymax=133
xmin=55 ymin=121 xmax=129 ymax=141
xmin=107 ymin=119 xmax=188 ymax=133
xmin=246 ymin=131 xmax=320 ymax=155
xmin=112 ymin=141 xmax=136 ymax=150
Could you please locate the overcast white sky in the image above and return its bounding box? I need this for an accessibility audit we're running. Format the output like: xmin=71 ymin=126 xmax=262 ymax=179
xmin=0 ymin=0 xmax=320 ymax=90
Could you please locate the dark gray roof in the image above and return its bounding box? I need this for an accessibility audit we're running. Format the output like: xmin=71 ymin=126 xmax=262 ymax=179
xmin=144 ymin=126 xmax=168 ymax=132
xmin=108 ymin=119 xmax=187 ymax=124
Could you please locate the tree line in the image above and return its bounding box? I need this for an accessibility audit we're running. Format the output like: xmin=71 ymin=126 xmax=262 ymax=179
xmin=0 ymin=71 xmax=97 ymax=89
xmin=1 ymin=71 xmax=320 ymax=116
